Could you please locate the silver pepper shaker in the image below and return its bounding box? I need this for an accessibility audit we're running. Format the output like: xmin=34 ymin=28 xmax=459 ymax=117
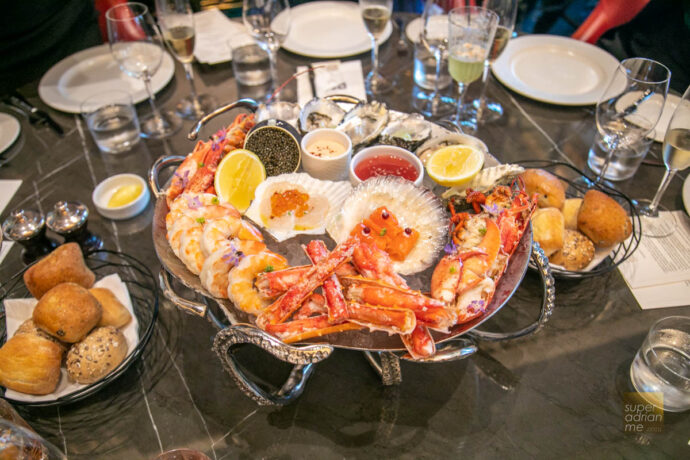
xmin=46 ymin=201 xmax=103 ymax=252
xmin=2 ymin=208 xmax=57 ymax=264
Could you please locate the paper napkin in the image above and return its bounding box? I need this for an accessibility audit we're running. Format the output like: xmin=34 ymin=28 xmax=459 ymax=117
xmin=193 ymin=9 xmax=253 ymax=65
xmin=296 ymin=60 xmax=367 ymax=106
xmin=0 ymin=179 xmax=21 ymax=266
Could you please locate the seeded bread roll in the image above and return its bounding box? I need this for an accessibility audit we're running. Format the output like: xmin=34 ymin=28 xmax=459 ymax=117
xmin=23 ymin=243 xmax=95 ymax=299
xmin=520 ymin=169 xmax=566 ymax=209
xmin=14 ymin=319 xmax=65 ymax=348
xmin=532 ymin=208 xmax=565 ymax=256
xmin=577 ymin=190 xmax=632 ymax=247
xmin=32 ymin=283 xmax=102 ymax=343
xmin=66 ymin=327 xmax=128 ymax=384
xmin=0 ymin=333 xmax=63 ymax=395
xmin=550 ymin=230 xmax=596 ymax=270
xmin=562 ymin=198 xmax=583 ymax=230
xmin=89 ymin=288 xmax=132 ymax=329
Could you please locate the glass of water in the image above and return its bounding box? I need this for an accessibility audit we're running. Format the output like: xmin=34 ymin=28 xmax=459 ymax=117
xmin=228 ymin=38 xmax=271 ymax=87
xmin=630 ymin=316 xmax=690 ymax=412
xmin=81 ymin=91 xmax=141 ymax=154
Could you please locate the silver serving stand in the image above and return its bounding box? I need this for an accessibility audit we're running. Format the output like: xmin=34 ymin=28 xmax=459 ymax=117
xmin=148 ymin=99 xmax=556 ymax=406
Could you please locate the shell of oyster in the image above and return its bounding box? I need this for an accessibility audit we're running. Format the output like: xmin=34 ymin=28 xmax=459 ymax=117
xmin=326 ymin=176 xmax=446 ymax=275
xmin=441 ymin=164 xmax=526 ymax=199
xmin=336 ymin=101 xmax=389 ymax=149
xmin=378 ymin=114 xmax=432 ymax=151
xmin=256 ymin=102 xmax=301 ymax=131
xmin=298 ymin=98 xmax=347 ymax=133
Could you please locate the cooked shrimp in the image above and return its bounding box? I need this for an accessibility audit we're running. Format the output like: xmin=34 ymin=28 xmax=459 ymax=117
xmin=227 ymin=251 xmax=288 ymax=315
xmin=167 ymin=215 xmax=199 ymax=258
xmin=200 ymin=239 xmax=267 ymax=298
xmin=179 ymin=225 xmax=205 ymax=275
xmin=201 ymin=215 xmax=263 ymax=257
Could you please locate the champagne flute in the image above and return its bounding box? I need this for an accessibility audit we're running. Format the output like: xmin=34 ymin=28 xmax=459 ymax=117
xmin=106 ymin=2 xmax=181 ymax=139
xmin=359 ymin=0 xmax=393 ymax=96
xmin=242 ymin=0 xmax=291 ymax=90
xmin=417 ymin=0 xmax=455 ymax=118
xmin=156 ymin=0 xmax=217 ymax=119
xmin=637 ymin=85 xmax=690 ymax=237
xmin=472 ymin=0 xmax=517 ymax=123
xmin=446 ymin=6 xmax=498 ymax=134
xmin=590 ymin=57 xmax=670 ymax=184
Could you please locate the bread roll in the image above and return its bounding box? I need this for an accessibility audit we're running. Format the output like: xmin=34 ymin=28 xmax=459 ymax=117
xmin=23 ymin=243 xmax=95 ymax=299
xmin=520 ymin=169 xmax=566 ymax=209
xmin=550 ymin=230 xmax=596 ymax=270
xmin=89 ymin=288 xmax=132 ymax=329
xmin=0 ymin=334 xmax=63 ymax=395
xmin=14 ymin=319 xmax=64 ymax=348
xmin=33 ymin=283 xmax=102 ymax=343
xmin=532 ymin=208 xmax=564 ymax=256
xmin=577 ymin=190 xmax=632 ymax=247
xmin=66 ymin=327 xmax=128 ymax=384
xmin=562 ymin=198 xmax=583 ymax=230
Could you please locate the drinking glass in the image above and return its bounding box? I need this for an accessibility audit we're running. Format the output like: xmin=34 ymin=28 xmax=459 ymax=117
xmin=636 ymin=85 xmax=690 ymax=237
xmin=471 ymin=0 xmax=517 ymax=123
xmin=156 ymin=0 xmax=217 ymax=119
xmin=242 ymin=0 xmax=291 ymax=89
xmin=359 ymin=0 xmax=393 ymax=96
xmin=106 ymin=2 xmax=181 ymax=139
xmin=590 ymin=57 xmax=670 ymax=184
xmin=446 ymin=6 xmax=498 ymax=134
xmin=417 ymin=0 xmax=455 ymax=118
xmin=630 ymin=316 xmax=690 ymax=412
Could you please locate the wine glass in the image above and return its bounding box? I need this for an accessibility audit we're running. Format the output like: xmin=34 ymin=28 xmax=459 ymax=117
xmin=417 ymin=0 xmax=455 ymax=118
xmin=590 ymin=57 xmax=670 ymax=184
xmin=472 ymin=0 xmax=517 ymax=123
xmin=156 ymin=0 xmax=217 ymax=119
xmin=636 ymin=85 xmax=690 ymax=237
xmin=106 ymin=2 xmax=181 ymax=139
xmin=242 ymin=0 xmax=291 ymax=90
xmin=359 ymin=0 xmax=393 ymax=96
xmin=446 ymin=6 xmax=498 ymax=134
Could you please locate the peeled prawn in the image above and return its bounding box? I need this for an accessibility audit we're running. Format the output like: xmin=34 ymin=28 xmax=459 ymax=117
xmin=201 ymin=214 xmax=263 ymax=257
xmin=200 ymin=239 xmax=267 ymax=298
xmin=228 ymin=251 xmax=288 ymax=316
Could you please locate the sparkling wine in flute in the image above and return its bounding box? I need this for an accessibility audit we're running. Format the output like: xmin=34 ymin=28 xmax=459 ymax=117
xmin=164 ymin=25 xmax=195 ymax=63
xmin=663 ymin=128 xmax=690 ymax=170
xmin=362 ymin=5 xmax=390 ymax=37
xmin=448 ymin=43 xmax=485 ymax=84
xmin=488 ymin=25 xmax=511 ymax=61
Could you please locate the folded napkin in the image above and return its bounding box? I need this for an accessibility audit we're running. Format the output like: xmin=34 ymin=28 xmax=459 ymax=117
xmin=194 ymin=9 xmax=254 ymax=65
xmin=296 ymin=60 xmax=367 ymax=107
xmin=0 ymin=179 xmax=21 ymax=266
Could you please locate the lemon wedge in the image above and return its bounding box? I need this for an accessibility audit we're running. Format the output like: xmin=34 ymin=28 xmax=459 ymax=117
xmin=108 ymin=184 xmax=142 ymax=208
xmin=425 ymin=144 xmax=484 ymax=187
xmin=214 ymin=149 xmax=266 ymax=213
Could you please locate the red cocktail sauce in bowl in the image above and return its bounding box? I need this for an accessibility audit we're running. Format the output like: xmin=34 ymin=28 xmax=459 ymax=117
xmin=349 ymin=145 xmax=423 ymax=186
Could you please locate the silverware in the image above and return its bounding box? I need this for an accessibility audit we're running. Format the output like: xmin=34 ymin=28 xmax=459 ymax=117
xmin=308 ymin=64 xmax=318 ymax=99
xmin=3 ymin=92 xmax=64 ymax=136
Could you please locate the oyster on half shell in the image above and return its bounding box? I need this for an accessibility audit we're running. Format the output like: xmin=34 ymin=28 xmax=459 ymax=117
xmin=378 ymin=115 xmax=432 ymax=151
xmin=336 ymin=101 xmax=389 ymax=149
xmin=298 ymin=98 xmax=347 ymax=133
xmin=326 ymin=176 xmax=446 ymax=275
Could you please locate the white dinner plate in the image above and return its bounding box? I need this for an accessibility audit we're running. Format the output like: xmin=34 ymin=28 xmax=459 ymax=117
xmin=683 ymin=175 xmax=690 ymax=214
xmin=405 ymin=15 xmax=448 ymax=44
xmin=491 ymin=35 xmax=619 ymax=106
xmin=279 ymin=1 xmax=393 ymax=58
xmin=405 ymin=16 xmax=423 ymax=43
xmin=0 ymin=113 xmax=21 ymax=154
xmin=39 ymin=44 xmax=175 ymax=113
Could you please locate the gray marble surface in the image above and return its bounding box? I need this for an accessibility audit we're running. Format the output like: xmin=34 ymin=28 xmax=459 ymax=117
xmin=1 ymin=13 xmax=689 ymax=459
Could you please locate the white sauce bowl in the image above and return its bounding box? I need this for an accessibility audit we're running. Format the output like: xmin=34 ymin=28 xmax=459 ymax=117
xmin=92 ymin=174 xmax=150 ymax=220
xmin=300 ymin=128 xmax=352 ymax=181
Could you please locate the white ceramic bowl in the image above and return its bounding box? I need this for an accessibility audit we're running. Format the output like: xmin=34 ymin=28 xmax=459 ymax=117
xmin=300 ymin=128 xmax=353 ymax=181
xmin=349 ymin=145 xmax=424 ymax=187
xmin=92 ymin=174 xmax=150 ymax=220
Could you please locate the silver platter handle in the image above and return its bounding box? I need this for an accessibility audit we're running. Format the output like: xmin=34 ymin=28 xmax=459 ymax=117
xmin=468 ymin=241 xmax=555 ymax=341
xmin=159 ymin=268 xmax=207 ymax=318
xmin=188 ymin=98 xmax=259 ymax=140
xmin=401 ymin=336 xmax=478 ymax=363
xmin=148 ymin=155 xmax=185 ymax=199
xmin=213 ymin=325 xmax=334 ymax=406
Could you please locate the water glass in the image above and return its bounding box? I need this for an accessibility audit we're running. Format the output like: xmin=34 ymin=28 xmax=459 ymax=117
xmin=587 ymin=130 xmax=652 ymax=181
xmin=81 ymin=91 xmax=141 ymax=154
xmin=630 ymin=316 xmax=690 ymax=412
xmin=414 ymin=41 xmax=451 ymax=90
xmin=229 ymin=41 xmax=271 ymax=86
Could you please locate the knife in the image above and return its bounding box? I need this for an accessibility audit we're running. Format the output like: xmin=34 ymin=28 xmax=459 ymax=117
xmin=4 ymin=92 xmax=64 ymax=136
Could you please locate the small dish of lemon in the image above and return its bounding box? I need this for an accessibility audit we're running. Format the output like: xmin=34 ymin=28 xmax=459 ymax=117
xmin=425 ymin=144 xmax=484 ymax=187
xmin=92 ymin=174 xmax=150 ymax=220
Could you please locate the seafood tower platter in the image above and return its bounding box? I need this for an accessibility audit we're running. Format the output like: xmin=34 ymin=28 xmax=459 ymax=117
xmin=151 ymin=97 xmax=547 ymax=361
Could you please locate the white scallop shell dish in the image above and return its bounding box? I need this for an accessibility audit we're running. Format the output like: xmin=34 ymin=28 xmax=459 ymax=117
xmin=245 ymin=173 xmax=352 ymax=242
xmin=326 ymin=176 xmax=446 ymax=275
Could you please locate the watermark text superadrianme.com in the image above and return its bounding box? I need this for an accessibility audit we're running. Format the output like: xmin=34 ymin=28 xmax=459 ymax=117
xmin=623 ymin=392 xmax=664 ymax=433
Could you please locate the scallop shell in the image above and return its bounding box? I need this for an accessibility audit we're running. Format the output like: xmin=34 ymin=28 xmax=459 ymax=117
xmin=326 ymin=176 xmax=446 ymax=275
xmin=298 ymin=98 xmax=346 ymax=133
xmin=336 ymin=101 xmax=389 ymax=149
xmin=441 ymin=164 xmax=526 ymax=199
xmin=245 ymin=173 xmax=352 ymax=242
